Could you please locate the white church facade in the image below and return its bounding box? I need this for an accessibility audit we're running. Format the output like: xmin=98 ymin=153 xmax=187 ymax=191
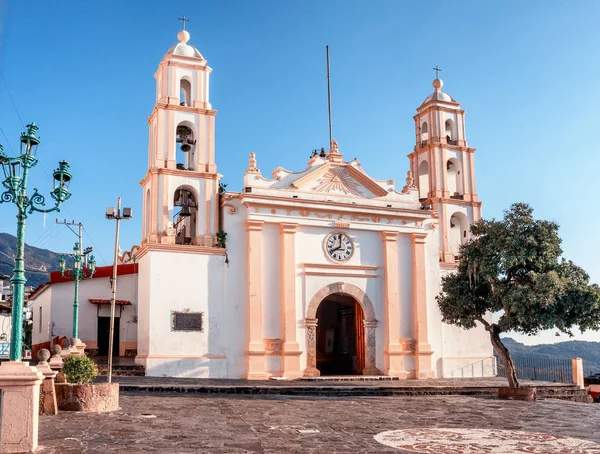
xmin=32 ymin=28 xmax=492 ymax=379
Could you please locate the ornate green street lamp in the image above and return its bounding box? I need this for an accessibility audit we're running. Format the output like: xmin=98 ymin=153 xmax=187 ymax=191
xmin=0 ymin=123 xmax=72 ymax=361
xmin=59 ymin=242 xmax=96 ymax=340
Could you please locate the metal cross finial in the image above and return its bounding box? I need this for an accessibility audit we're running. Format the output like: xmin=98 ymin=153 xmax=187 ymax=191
xmin=433 ymin=65 xmax=442 ymax=79
xmin=178 ymin=15 xmax=190 ymax=30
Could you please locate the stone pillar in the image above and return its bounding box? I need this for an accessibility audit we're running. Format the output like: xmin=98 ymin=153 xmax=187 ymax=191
xmin=0 ymin=362 xmax=44 ymax=453
xmin=280 ymin=222 xmax=302 ymax=379
xmin=363 ymin=320 xmax=381 ymax=376
xmin=71 ymin=338 xmax=86 ymax=356
xmin=381 ymin=231 xmax=407 ymax=378
xmin=49 ymin=344 xmax=64 ymax=370
xmin=36 ymin=349 xmax=58 ymax=416
xmin=303 ymin=318 xmax=320 ymax=377
xmin=572 ymin=358 xmax=584 ymax=389
xmin=411 ymin=233 xmax=435 ymax=379
xmin=245 ymin=220 xmax=268 ymax=380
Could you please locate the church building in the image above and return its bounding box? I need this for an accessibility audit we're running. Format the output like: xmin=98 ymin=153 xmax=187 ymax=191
xmin=134 ymin=27 xmax=491 ymax=379
xmin=31 ymin=27 xmax=493 ymax=380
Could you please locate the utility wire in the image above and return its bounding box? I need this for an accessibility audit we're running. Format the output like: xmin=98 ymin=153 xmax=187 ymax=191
xmin=0 ymin=124 xmax=15 ymax=154
xmin=0 ymin=259 xmax=49 ymax=274
xmin=0 ymin=69 xmax=25 ymax=129
xmin=82 ymin=225 xmax=108 ymax=265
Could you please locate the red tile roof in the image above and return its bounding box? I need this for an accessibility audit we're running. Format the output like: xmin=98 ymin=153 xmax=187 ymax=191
xmin=89 ymin=299 xmax=132 ymax=306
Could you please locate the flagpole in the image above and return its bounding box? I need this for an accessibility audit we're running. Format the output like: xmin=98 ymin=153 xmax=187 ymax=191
xmin=326 ymin=45 xmax=333 ymax=151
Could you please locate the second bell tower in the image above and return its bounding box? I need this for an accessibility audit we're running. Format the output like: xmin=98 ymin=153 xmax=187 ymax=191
xmin=141 ymin=27 xmax=219 ymax=247
xmin=408 ymin=75 xmax=482 ymax=264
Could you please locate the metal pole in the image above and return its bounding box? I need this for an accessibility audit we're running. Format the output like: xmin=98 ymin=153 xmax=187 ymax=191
xmin=72 ymin=269 xmax=80 ymax=339
xmin=107 ymin=197 xmax=121 ymax=383
xmin=9 ymin=209 xmax=26 ymax=361
xmin=326 ymin=45 xmax=333 ymax=151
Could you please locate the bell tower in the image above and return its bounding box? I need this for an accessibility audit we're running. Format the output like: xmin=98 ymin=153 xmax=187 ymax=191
xmin=408 ymin=73 xmax=482 ymax=264
xmin=141 ymin=25 xmax=219 ymax=247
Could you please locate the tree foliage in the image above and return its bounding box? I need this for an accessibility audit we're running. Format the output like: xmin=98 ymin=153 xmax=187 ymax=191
xmin=437 ymin=203 xmax=600 ymax=386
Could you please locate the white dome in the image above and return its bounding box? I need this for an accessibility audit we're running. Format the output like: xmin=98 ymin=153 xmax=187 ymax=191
xmin=167 ymin=30 xmax=204 ymax=59
xmin=421 ymin=78 xmax=456 ymax=105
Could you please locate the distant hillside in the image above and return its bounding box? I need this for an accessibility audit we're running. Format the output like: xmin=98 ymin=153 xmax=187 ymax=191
xmin=502 ymin=337 xmax=600 ymax=377
xmin=0 ymin=232 xmax=63 ymax=289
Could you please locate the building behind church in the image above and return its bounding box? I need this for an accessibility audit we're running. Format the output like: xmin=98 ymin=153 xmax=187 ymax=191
xmin=31 ymin=28 xmax=493 ymax=380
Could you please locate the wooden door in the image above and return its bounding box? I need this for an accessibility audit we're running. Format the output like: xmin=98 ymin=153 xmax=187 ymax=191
xmin=354 ymin=301 xmax=365 ymax=374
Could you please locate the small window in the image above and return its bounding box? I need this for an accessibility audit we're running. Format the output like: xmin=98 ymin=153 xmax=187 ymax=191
xmin=172 ymin=312 xmax=203 ymax=332
xmin=39 ymin=306 xmax=42 ymax=333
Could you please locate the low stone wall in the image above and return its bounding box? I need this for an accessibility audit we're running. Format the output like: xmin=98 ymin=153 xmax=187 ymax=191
xmin=55 ymin=383 xmax=119 ymax=412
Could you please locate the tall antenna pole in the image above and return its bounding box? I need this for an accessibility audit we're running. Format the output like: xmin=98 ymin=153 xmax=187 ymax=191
xmin=326 ymin=45 xmax=333 ymax=151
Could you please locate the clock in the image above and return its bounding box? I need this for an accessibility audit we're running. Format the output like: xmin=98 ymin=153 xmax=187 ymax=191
xmin=325 ymin=232 xmax=354 ymax=262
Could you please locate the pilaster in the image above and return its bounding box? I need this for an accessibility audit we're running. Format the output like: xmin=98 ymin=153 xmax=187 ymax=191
xmin=411 ymin=233 xmax=435 ymax=379
xmin=245 ymin=220 xmax=268 ymax=379
xmin=303 ymin=318 xmax=320 ymax=377
xmin=280 ymin=222 xmax=302 ymax=379
xmin=381 ymin=231 xmax=407 ymax=378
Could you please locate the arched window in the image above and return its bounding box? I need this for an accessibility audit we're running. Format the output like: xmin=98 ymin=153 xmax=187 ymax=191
xmin=418 ymin=160 xmax=429 ymax=199
xmin=445 ymin=119 xmax=456 ymax=144
xmin=176 ymin=123 xmax=196 ymax=171
xmin=446 ymin=158 xmax=463 ymax=197
xmin=180 ymin=79 xmax=192 ymax=107
xmin=449 ymin=212 xmax=470 ymax=256
xmin=173 ymin=186 xmax=197 ymax=245
xmin=421 ymin=121 xmax=428 ymax=146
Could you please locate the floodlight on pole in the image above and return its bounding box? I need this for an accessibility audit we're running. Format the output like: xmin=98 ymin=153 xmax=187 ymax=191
xmin=105 ymin=197 xmax=132 ymax=383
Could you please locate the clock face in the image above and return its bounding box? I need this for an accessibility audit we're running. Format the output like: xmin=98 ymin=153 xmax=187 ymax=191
xmin=325 ymin=232 xmax=354 ymax=262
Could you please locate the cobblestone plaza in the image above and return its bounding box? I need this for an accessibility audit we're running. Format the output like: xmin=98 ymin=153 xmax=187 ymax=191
xmin=38 ymin=392 xmax=600 ymax=453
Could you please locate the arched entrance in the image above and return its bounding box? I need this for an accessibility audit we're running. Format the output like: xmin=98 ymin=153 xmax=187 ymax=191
xmin=304 ymin=282 xmax=380 ymax=377
xmin=315 ymin=295 xmax=365 ymax=375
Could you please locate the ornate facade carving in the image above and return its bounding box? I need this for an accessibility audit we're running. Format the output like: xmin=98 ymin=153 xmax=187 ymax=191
xmin=313 ymin=167 xmax=364 ymax=197
xmin=264 ymin=338 xmax=283 ymax=355
xmin=400 ymin=338 xmax=416 ymax=353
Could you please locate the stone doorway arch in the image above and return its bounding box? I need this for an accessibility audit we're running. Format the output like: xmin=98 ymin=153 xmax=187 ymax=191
xmin=304 ymin=282 xmax=380 ymax=377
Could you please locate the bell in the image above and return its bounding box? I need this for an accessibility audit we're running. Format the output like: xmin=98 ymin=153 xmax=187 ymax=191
xmin=179 ymin=205 xmax=191 ymax=217
xmin=180 ymin=143 xmax=192 ymax=152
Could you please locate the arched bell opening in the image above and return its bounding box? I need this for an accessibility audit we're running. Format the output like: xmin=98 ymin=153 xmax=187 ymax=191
xmin=446 ymin=158 xmax=463 ymax=198
xmin=420 ymin=121 xmax=429 ymax=146
xmin=180 ymin=78 xmax=192 ymax=107
xmin=445 ymin=119 xmax=457 ymax=145
xmin=315 ymin=294 xmax=365 ymax=376
xmin=449 ymin=211 xmax=470 ymax=257
xmin=418 ymin=160 xmax=430 ymax=200
xmin=175 ymin=123 xmax=196 ymax=171
xmin=173 ymin=187 xmax=197 ymax=245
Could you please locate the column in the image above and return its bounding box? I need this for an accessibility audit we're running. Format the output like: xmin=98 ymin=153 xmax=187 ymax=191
xmin=441 ymin=147 xmax=449 ymax=198
xmin=280 ymin=222 xmax=302 ymax=379
xmin=469 ymin=151 xmax=477 ymax=201
xmin=381 ymin=231 xmax=407 ymax=378
xmin=411 ymin=233 xmax=435 ymax=379
xmin=363 ymin=320 xmax=381 ymax=375
xmin=461 ymin=150 xmax=470 ymax=201
xmin=0 ymin=362 xmax=44 ymax=453
xmin=246 ymin=220 xmax=268 ymax=379
xmin=303 ymin=318 xmax=319 ymax=377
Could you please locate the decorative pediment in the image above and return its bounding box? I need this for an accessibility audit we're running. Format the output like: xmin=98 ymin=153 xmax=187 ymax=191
xmin=291 ymin=163 xmax=389 ymax=198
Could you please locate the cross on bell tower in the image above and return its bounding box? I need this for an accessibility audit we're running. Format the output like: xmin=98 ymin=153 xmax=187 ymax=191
xmin=178 ymin=15 xmax=189 ymax=30
xmin=432 ymin=65 xmax=442 ymax=79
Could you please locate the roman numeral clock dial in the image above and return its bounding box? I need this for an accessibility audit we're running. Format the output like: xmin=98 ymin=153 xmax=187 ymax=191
xmin=325 ymin=232 xmax=354 ymax=262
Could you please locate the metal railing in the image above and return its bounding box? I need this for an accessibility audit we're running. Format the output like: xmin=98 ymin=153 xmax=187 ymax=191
xmin=495 ymin=354 xmax=572 ymax=384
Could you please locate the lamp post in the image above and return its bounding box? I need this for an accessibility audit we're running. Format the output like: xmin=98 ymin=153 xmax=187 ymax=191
xmin=0 ymin=123 xmax=72 ymax=361
xmin=59 ymin=242 xmax=96 ymax=347
xmin=105 ymin=198 xmax=132 ymax=382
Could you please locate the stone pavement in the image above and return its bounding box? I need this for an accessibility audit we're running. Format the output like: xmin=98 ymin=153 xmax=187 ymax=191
xmin=38 ymin=392 xmax=600 ymax=453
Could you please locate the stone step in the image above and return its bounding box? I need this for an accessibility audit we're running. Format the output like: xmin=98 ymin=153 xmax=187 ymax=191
xmin=96 ymin=364 xmax=146 ymax=377
xmin=299 ymin=375 xmax=399 ymax=382
xmin=117 ymin=382 xmax=590 ymax=401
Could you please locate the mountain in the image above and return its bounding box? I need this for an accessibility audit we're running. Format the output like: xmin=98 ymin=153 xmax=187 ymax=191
xmin=0 ymin=232 xmax=62 ymax=289
xmin=502 ymin=337 xmax=600 ymax=377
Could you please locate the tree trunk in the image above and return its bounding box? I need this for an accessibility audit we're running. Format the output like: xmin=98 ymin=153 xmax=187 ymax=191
xmin=489 ymin=325 xmax=520 ymax=388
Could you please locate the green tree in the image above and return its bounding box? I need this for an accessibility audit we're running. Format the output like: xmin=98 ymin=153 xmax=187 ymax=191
xmin=437 ymin=203 xmax=600 ymax=388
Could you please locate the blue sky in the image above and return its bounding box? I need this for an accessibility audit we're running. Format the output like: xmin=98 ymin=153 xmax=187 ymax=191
xmin=1 ymin=1 xmax=599 ymax=344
